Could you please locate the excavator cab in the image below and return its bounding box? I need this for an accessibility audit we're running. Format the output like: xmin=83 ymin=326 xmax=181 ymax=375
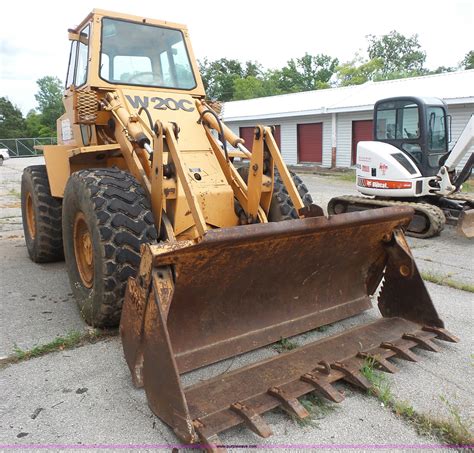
xmin=374 ymin=97 xmax=450 ymax=177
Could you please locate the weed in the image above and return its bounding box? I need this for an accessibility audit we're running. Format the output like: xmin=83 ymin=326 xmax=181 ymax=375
xmin=361 ymin=357 xmax=392 ymax=405
xmin=8 ymin=329 xmax=115 ymax=364
xmin=8 ymin=188 xmax=21 ymax=199
xmin=409 ymin=243 xmax=429 ymax=250
xmin=361 ymin=359 xmax=474 ymax=446
xmin=314 ymin=324 xmax=331 ymax=333
xmin=440 ymin=395 xmax=473 ymax=443
xmin=421 ymin=271 xmax=474 ymax=293
xmin=288 ymin=392 xmax=337 ymax=427
xmin=329 ymin=171 xmax=355 ymax=183
xmin=461 ymin=180 xmax=472 ymax=193
xmin=273 ymin=337 xmax=299 ymax=353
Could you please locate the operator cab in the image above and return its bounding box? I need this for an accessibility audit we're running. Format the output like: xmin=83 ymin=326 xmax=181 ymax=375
xmin=374 ymin=96 xmax=449 ymax=177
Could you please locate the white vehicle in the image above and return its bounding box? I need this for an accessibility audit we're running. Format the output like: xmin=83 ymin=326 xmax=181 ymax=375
xmin=0 ymin=148 xmax=10 ymax=165
xmin=329 ymin=97 xmax=473 ymax=238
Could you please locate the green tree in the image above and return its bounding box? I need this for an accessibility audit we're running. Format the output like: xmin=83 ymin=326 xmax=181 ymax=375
xmin=336 ymin=57 xmax=384 ymax=86
xmin=25 ymin=110 xmax=53 ymax=137
xmin=367 ymin=30 xmax=426 ymax=77
xmin=0 ymin=97 xmax=26 ymax=138
xmin=35 ymin=76 xmax=64 ymax=133
xmin=461 ymin=50 xmax=474 ymax=69
xmin=429 ymin=66 xmax=456 ymax=75
xmin=199 ymin=58 xmax=244 ymax=101
xmin=233 ymin=75 xmax=282 ymax=100
xmin=276 ymin=53 xmax=339 ymax=92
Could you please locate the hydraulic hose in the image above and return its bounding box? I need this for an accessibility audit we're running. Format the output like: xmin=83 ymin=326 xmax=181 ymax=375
xmin=199 ymin=108 xmax=229 ymax=161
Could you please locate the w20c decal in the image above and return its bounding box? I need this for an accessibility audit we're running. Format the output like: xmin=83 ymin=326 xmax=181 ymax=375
xmin=125 ymin=95 xmax=195 ymax=112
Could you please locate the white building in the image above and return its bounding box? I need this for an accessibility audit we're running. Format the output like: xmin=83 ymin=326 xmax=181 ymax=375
xmin=222 ymin=70 xmax=474 ymax=170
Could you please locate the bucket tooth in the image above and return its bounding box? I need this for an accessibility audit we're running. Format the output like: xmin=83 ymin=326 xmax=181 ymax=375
xmin=300 ymin=372 xmax=344 ymax=403
xmin=193 ymin=420 xmax=226 ymax=453
xmin=315 ymin=360 xmax=332 ymax=375
xmin=380 ymin=341 xmax=420 ymax=362
xmin=267 ymin=386 xmax=309 ymax=419
xmin=330 ymin=361 xmax=372 ymax=391
xmin=402 ymin=333 xmax=440 ymax=352
xmin=357 ymin=351 xmax=399 ymax=374
xmin=422 ymin=326 xmax=460 ymax=343
xmin=230 ymin=402 xmax=272 ymax=438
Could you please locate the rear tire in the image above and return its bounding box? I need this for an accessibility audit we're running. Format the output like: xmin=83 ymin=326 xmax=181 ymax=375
xmin=237 ymin=166 xmax=313 ymax=221
xmin=21 ymin=165 xmax=63 ymax=262
xmin=62 ymin=168 xmax=157 ymax=327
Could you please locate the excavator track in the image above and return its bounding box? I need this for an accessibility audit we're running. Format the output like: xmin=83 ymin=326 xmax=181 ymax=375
xmin=446 ymin=192 xmax=474 ymax=204
xmin=328 ymin=195 xmax=446 ymax=239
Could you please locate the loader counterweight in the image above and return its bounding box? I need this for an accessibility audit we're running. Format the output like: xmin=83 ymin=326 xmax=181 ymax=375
xmin=19 ymin=9 xmax=459 ymax=450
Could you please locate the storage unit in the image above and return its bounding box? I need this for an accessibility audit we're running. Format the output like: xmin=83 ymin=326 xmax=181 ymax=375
xmin=223 ymin=70 xmax=474 ymax=171
xmin=297 ymin=123 xmax=322 ymax=163
xmin=239 ymin=125 xmax=281 ymax=150
xmin=351 ymin=120 xmax=373 ymax=165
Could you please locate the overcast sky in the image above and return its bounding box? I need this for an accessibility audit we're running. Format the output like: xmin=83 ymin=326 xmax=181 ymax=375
xmin=1 ymin=0 xmax=472 ymax=114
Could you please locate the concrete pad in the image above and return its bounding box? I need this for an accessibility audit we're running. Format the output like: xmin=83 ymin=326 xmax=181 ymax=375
xmin=0 ymin=157 xmax=472 ymax=447
xmin=407 ymin=230 xmax=474 ymax=286
xmin=1 ymin=278 xmax=471 ymax=447
xmin=0 ymin=338 xmax=431 ymax=447
xmin=388 ymin=283 xmax=474 ymax=423
xmin=0 ymin=237 xmax=86 ymax=357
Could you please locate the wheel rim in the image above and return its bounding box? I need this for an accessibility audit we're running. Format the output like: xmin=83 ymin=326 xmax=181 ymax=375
xmin=25 ymin=192 xmax=36 ymax=239
xmin=73 ymin=212 xmax=94 ymax=288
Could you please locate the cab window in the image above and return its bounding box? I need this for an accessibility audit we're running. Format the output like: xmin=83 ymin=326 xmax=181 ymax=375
xmin=100 ymin=18 xmax=196 ymax=89
xmin=376 ymin=101 xmax=420 ymax=140
xmin=65 ymin=41 xmax=78 ymax=88
xmin=75 ymin=25 xmax=90 ymax=87
xmin=427 ymin=107 xmax=447 ymax=153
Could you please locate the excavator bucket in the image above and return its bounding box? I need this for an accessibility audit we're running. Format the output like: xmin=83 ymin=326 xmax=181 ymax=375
xmin=120 ymin=206 xmax=457 ymax=447
xmin=457 ymin=208 xmax=474 ymax=238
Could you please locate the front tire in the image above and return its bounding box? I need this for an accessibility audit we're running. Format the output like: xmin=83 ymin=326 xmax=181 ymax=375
xmin=21 ymin=165 xmax=63 ymax=262
xmin=237 ymin=166 xmax=313 ymax=221
xmin=62 ymin=168 xmax=157 ymax=327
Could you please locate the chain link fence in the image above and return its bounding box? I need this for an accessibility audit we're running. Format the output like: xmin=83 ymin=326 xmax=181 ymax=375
xmin=0 ymin=137 xmax=57 ymax=157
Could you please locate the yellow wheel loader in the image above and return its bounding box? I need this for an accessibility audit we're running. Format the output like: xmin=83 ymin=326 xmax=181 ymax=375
xmin=21 ymin=9 xmax=459 ymax=449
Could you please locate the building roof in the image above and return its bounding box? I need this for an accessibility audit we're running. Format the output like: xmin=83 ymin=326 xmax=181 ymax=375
xmin=222 ymin=70 xmax=474 ymax=122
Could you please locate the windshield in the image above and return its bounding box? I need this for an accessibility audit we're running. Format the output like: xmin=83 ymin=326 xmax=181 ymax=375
xmin=100 ymin=18 xmax=196 ymax=90
xmin=376 ymin=100 xmax=420 ymax=140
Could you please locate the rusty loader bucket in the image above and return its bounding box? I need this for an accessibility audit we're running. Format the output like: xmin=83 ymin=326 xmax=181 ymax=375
xmin=457 ymin=208 xmax=474 ymax=238
xmin=120 ymin=206 xmax=458 ymax=448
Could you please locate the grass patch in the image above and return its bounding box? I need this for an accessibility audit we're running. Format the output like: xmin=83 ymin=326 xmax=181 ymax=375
xmin=421 ymin=271 xmax=474 ymax=293
xmin=314 ymin=325 xmax=329 ymax=333
xmin=273 ymin=337 xmax=299 ymax=353
xmin=296 ymin=393 xmax=337 ymax=426
xmin=361 ymin=359 xmax=474 ymax=446
xmin=8 ymin=188 xmax=21 ymax=199
xmin=6 ymin=329 xmax=115 ymax=364
xmin=329 ymin=171 xmax=355 ymax=183
xmin=280 ymin=392 xmax=337 ymax=427
xmin=461 ymin=180 xmax=473 ymax=193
